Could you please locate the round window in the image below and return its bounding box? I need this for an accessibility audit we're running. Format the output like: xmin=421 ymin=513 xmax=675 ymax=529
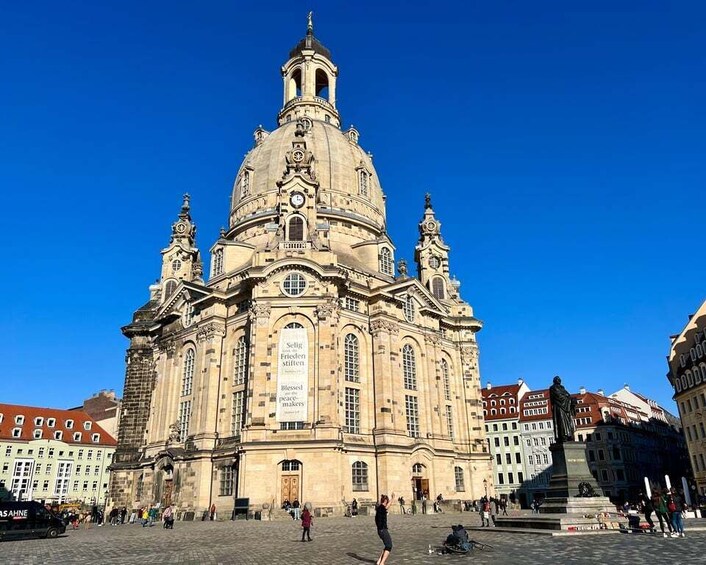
xmin=282 ymin=272 xmax=307 ymax=296
xmin=172 ymin=259 xmax=182 ymax=272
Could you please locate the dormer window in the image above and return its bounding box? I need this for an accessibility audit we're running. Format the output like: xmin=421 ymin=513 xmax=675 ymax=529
xmin=12 ymin=428 xmax=21 ymax=438
xmin=358 ymin=170 xmax=369 ymax=197
xmin=65 ymin=420 xmax=74 ymax=429
xmin=403 ymin=295 xmax=415 ymax=323
xmin=287 ymin=216 xmax=305 ymax=241
xmin=379 ymin=247 xmax=393 ymax=276
xmin=33 ymin=429 xmax=42 ymax=439
xmin=73 ymin=432 xmax=82 ymax=442
xmin=92 ymin=433 xmax=100 ymax=443
xmin=84 ymin=421 xmax=92 ymax=431
xmin=34 ymin=417 xmax=43 ymax=426
xmin=47 ymin=418 xmax=55 ymax=428
xmin=15 ymin=415 xmax=24 ymax=425
xmin=240 ymin=169 xmax=251 ymax=199
xmin=54 ymin=431 xmax=63 ymax=440
xmin=212 ymin=249 xmax=224 ymax=276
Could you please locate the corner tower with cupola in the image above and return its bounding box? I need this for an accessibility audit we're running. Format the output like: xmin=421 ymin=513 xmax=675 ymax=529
xmin=110 ymin=16 xmax=491 ymax=518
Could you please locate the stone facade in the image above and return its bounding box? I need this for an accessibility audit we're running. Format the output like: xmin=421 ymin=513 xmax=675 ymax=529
xmin=667 ymin=299 xmax=706 ymax=498
xmin=109 ymin=19 xmax=491 ymax=518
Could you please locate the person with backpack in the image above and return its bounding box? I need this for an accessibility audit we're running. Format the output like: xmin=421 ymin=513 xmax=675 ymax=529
xmin=652 ymin=489 xmax=672 ymax=537
xmin=668 ymin=488 xmax=685 ymax=538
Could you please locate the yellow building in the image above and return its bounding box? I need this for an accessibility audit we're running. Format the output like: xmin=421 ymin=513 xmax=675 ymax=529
xmin=668 ymin=299 xmax=706 ymax=497
xmin=109 ymin=19 xmax=491 ymax=518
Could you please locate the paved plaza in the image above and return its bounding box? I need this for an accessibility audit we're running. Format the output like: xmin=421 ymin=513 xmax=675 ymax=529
xmin=4 ymin=512 xmax=706 ymax=564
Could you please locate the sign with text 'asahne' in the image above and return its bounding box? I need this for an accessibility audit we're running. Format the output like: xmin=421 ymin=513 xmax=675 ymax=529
xmin=276 ymin=327 xmax=308 ymax=422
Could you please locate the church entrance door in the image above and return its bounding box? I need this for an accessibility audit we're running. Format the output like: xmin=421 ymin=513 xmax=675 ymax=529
xmin=162 ymin=479 xmax=173 ymax=507
xmin=281 ymin=475 xmax=299 ymax=503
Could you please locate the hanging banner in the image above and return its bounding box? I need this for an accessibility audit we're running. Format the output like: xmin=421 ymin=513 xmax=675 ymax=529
xmin=276 ymin=327 xmax=308 ymax=422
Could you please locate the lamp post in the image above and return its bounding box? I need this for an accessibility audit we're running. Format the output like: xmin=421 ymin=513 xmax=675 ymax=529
xmin=483 ymin=478 xmax=488 ymax=499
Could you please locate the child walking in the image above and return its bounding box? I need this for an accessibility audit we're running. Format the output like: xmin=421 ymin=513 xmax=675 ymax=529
xmin=301 ymin=506 xmax=313 ymax=541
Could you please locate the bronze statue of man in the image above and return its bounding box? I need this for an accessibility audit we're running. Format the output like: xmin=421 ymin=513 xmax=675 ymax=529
xmin=549 ymin=376 xmax=577 ymax=442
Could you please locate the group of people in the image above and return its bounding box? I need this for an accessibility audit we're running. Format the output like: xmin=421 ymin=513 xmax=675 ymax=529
xmin=281 ymin=498 xmax=302 ymax=520
xmin=637 ymin=487 xmax=688 ymax=537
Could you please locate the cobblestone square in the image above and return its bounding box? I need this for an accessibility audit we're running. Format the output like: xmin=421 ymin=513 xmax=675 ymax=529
xmin=4 ymin=513 xmax=706 ymax=565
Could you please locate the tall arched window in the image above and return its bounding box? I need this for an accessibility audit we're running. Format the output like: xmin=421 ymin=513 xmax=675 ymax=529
xmin=412 ymin=463 xmax=424 ymax=475
xmin=454 ymin=466 xmax=465 ymax=491
xmin=379 ymin=247 xmax=393 ymax=275
xmin=344 ymin=334 xmax=359 ymax=382
xmin=315 ymin=68 xmax=330 ymax=99
xmin=403 ymin=344 xmax=417 ymax=390
xmin=164 ymin=280 xmax=177 ymax=298
xmin=179 ymin=349 xmax=194 ymax=442
xmin=431 ymin=278 xmax=445 ymax=300
xmin=233 ymin=336 xmax=248 ymax=385
xmin=441 ymin=359 xmax=451 ymax=401
xmin=352 ymin=461 xmax=368 ymax=491
xmin=213 ymin=249 xmax=224 ymax=276
xmin=182 ymin=349 xmax=195 ymax=396
xmin=288 ymin=216 xmax=304 ymax=241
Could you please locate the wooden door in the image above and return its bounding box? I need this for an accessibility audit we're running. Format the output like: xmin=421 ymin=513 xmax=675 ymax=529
xmin=281 ymin=475 xmax=300 ymax=502
xmin=421 ymin=479 xmax=430 ymax=498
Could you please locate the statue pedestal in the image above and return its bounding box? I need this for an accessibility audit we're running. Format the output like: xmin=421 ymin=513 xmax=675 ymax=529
xmin=493 ymin=441 xmax=622 ymax=533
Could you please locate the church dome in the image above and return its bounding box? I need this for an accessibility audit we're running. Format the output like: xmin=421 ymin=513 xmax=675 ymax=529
xmin=229 ymin=119 xmax=386 ymax=234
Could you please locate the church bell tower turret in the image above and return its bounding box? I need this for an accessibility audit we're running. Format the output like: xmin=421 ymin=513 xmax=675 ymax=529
xmin=414 ymin=193 xmax=457 ymax=301
xmin=159 ymin=194 xmax=203 ymax=301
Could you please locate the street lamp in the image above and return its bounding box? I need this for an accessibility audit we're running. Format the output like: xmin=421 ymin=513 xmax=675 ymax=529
xmin=483 ymin=479 xmax=488 ymax=499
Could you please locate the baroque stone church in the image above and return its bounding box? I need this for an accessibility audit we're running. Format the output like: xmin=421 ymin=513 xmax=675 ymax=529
xmin=110 ymin=19 xmax=491 ymax=517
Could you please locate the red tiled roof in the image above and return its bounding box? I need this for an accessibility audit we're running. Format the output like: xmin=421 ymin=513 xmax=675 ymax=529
xmin=482 ymin=384 xmax=523 ymax=421
xmin=518 ymin=388 xmax=553 ymax=422
xmin=0 ymin=403 xmax=116 ymax=446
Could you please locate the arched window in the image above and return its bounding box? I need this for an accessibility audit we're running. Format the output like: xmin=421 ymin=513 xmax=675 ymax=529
xmin=491 ymin=409 xmax=497 ymax=415
xmin=285 ymin=322 xmax=304 ymax=330
xmin=431 ymin=277 xmax=445 ymax=300
xmin=213 ymin=249 xmax=224 ymax=276
xmin=233 ymin=336 xmax=248 ymax=385
xmin=359 ymin=170 xmax=369 ymax=197
xmin=315 ymin=68 xmax=330 ymax=99
xmin=164 ymin=280 xmax=177 ymax=298
xmin=441 ymin=359 xmax=451 ymax=401
xmin=412 ymin=463 xmax=424 ymax=475
xmin=402 ymin=344 xmax=417 ymax=390
xmin=352 ymin=461 xmax=368 ymax=491
xmin=288 ymin=216 xmax=304 ymax=241
xmin=500 ymin=408 xmax=506 ymax=415
xmin=344 ymin=334 xmax=360 ymax=383
xmin=289 ymin=68 xmax=302 ymax=99
xmin=403 ymin=295 xmax=415 ymax=322
xmin=241 ymin=170 xmax=250 ymax=199
xmin=379 ymin=247 xmax=393 ymax=275
xmin=454 ymin=466 xmax=465 ymax=491
xmin=182 ymin=349 xmax=195 ymax=397
xmin=681 ymin=375 xmax=687 ymax=390
xmin=687 ymin=371 xmax=694 ymax=387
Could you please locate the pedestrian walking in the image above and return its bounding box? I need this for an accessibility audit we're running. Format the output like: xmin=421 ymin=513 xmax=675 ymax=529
xmin=481 ymin=498 xmax=491 ymax=527
xmin=668 ymin=488 xmax=685 ymax=538
xmin=639 ymin=491 xmax=654 ymax=532
xmin=375 ymin=493 xmax=394 ymax=565
xmin=301 ymin=506 xmax=313 ymax=542
xmin=421 ymin=492 xmax=428 ymax=515
xmin=163 ymin=504 xmax=175 ymax=529
xmin=292 ymin=499 xmax=301 ymax=521
xmin=210 ymin=503 xmax=217 ymax=521
xmin=398 ymin=496 xmax=406 ymax=515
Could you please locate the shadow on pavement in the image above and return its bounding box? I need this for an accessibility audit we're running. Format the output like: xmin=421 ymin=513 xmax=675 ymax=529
xmin=345 ymin=552 xmax=377 ymax=563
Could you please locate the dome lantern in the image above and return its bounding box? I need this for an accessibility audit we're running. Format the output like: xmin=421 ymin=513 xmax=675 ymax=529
xmin=278 ymin=12 xmax=340 ymax=128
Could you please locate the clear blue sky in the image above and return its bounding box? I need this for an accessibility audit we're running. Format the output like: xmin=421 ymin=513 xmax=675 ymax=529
xmin=2 ymin=1 xmax=704 ymax=413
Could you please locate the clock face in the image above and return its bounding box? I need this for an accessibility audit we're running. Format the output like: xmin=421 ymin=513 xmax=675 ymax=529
xmin=292 ymin=149 xmax=305 ymax=162
xmin=175 ymin=223 xmax=187 ymax=233
xmin=290 ymin=192 xmax=305 ymax=208
xmin=429 ymin=256 xmax=441 ymax=269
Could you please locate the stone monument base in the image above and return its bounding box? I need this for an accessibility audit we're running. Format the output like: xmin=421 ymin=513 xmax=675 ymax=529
xmin=493 ymin=441 xmax=624 ymax=533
